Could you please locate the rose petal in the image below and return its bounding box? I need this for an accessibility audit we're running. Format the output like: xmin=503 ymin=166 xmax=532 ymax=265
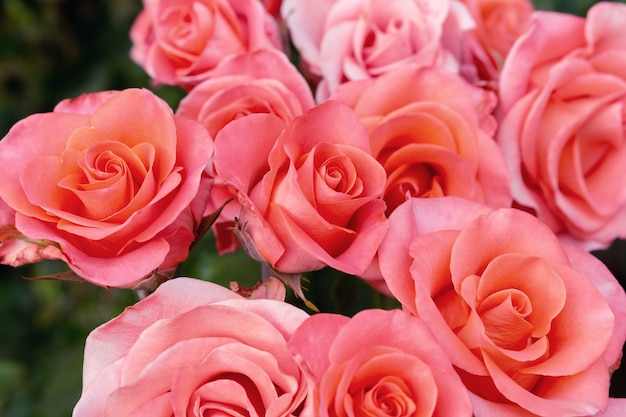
xmin=81 ymin=278 xmax=242 ymax=388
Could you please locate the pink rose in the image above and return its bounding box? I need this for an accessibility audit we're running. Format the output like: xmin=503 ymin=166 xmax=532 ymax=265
xmin=130 ymin=0 xmax=282 ymax=89
xmin=177 ymin=49 xmax=316 ymax=253
xmin=281 ymin=0 xmax=474 ymax=100
xmin=288 ymin=309 xmax=473 ymax=417
xmin=0 ymin=89 xmax=212 ymax=288
xmin=378 ymin=197 xmax=626 ymax=417
xmin=72 ymin=277 xmax=310 ymax=416
xmin=497 ymin=2 xmax=626 ymax=249
xmin=213 ymin=100 xmax=388 ymax=275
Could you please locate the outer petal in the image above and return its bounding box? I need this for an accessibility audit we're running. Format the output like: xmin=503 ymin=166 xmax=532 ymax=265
xmin=213 ymin=113 xmax=286 ymax=195
xmin=280 ymin=0 xmax=337 ymax=68
xmin=584 ymin=2 xmax=626 ymax=53
xmin=378 ymin=197 xmax=491 ymax=312
xmin=267 ymin=198 xmax=388 ymax=275
xmin=288 ymin=313 xmax=350 ymax=386
xmin=271 ymin=101 xmax=372 ymax=159
xmin=563 ymin=244 xmax=626 ymax=371
xmin=499 ymin=11 xmax=585 ymax=114
xmin=208 ymin=49 xmax=315 ymax=111
xmin=81 ymin=278 xmax=242 ymax=388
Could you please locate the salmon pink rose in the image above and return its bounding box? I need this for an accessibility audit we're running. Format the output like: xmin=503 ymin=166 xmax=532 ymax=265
xmin=130 ymin=0 xmax=282 ymax=89
xmin=281 ymin=0 xmax=475 ymax=100
xmin=378 ymin=197 xmax=626 ymax=417
xmin=288 ymin=309 xmax=473 ymax=417
xmin=213 ymin=101 xmax=388 ymax=275
xmin=0 ymin=89 xmax=212 ymax=288
xmin=331 ymin=65 xmax=510 ymax=215
xmin=497 ymin=2 xmax=626 ymax=249
xmin=72 ymin=277 xmax=310 ymax=416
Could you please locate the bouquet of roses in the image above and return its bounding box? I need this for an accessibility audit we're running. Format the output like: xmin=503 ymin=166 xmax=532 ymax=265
xmin=1 ymin=0 xmax=626 ymax=416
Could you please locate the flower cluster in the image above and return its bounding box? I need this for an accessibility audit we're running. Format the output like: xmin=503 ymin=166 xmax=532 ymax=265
xmin=1 ymin=0 xmax=625 ymax=416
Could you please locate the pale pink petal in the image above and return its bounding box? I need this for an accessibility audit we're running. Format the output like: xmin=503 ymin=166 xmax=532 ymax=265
xmin=81 ymin=278 xmax=242 ymax=388
xmin=499 ymin=11 xmax=585 ymax=113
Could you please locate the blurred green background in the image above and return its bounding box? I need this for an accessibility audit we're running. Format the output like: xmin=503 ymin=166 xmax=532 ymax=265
xmin=0 ymin=1 xmax=624 ymax=416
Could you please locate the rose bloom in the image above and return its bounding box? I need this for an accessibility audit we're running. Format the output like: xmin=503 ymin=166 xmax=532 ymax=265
xmin=288 ymin=309 xmax=473 ymax=417
xmin=212 ymin=100 xmax=388 ymax=275
xmin=331 ymin=65 xmax=511 ymax=215
xmin=281 ymin=0 xmax=476 ymax=100
xmin=0 ymin=89 xmax=212 ymax=288
xmin=130 ymin=0 xmax=282 ymax=89
xmin=378 ymin=197 xmax=626 ymax=417
xmin=497 ymin=2 xmax=626 ymax=249
xmin=177 ymin=49 xmax=316 ymax=253
xmin=72 ymin=277 xmax=310 ymax=416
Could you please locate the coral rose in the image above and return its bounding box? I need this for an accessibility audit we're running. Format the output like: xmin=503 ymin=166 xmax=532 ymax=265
xmin=378 ymin=197 xmax=626 ymax=417
xmin=72 ymin=277 xmax=310 ymax=416
xmin=331 ymin=65 xmax=511 ymax=215
xmin=281 ymin=0 xmax=476 ymax=100
xmin=130 ymin=0 xmax=282 ymax=89
xmin=0 ymin=89 xmax=212 ymax=288
xmin=288 ymin=309 xmax=473 ymax=417
xmin=212 ymin=100 xmax=388 ymax=275
xmin=497 ymin=2 xmax=626 ymax=249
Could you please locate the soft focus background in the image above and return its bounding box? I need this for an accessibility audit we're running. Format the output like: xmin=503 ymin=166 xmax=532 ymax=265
xmin=0 ymin=1 xmax=624 ymax=416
